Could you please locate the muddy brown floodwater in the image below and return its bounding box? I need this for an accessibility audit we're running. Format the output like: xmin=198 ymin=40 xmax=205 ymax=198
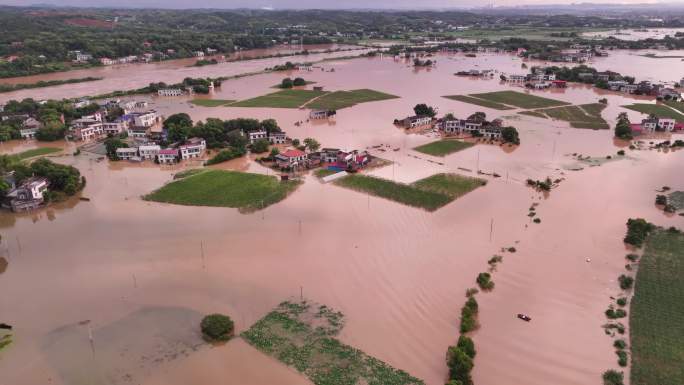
xmin=0 ymin=51 xmax=683 ymax=385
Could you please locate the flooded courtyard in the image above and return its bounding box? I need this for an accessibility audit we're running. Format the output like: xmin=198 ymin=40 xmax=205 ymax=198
xmin=0 ymin=49 xmax=683 ymax=385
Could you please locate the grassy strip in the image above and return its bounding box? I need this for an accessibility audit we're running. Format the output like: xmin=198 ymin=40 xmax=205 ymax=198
xmin=242 ymin=300 xmax=424 ymax=385
xmin=314 ymin=169 xmax=337 ymax=178
xmin=622 ymin=104 xmax=684 ymax=122
xmin=469 ymin=90 xmax=570 ymax=109
xmin=528 ymin=103 xmax=609 ymax=129
xmin=518 ymin=110 xmax=548 ymax=119
xmin=14 ymin=147 xmax=62 ymax=160
xmin=630 ymin=228 xmax=684 ymax=385
xmin=189 ymin=99 xmax=235 ymax=107
xmin=335 ymin=173 xmax=485 ymax=211
xmin=443 ymin=95 xmax=513 ymax=110
xmin=0 ymin=77 xmax=102 ymax=93
xmin=231 ymin=89 xmax=327 ymax=108
xmin=413 ymin=140 xmax=474 ymax=157
xmin=144 ymin=169 xmax=301 ymax=211
xmin=307 ymin=89 xmax=399 ymax=110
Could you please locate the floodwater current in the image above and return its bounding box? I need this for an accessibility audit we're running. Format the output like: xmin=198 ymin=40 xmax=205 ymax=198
xmin=0 ymin=49 xmax=683 ymax=385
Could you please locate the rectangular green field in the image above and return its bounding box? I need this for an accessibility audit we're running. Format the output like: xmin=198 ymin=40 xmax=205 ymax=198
xmin=189 ymin=99 xmax=235 ymax=107
xmin=413 ymin=140 xmax=474 ymax=157
xmin=144 ymin=169 xmax=301 ymax=211
xmin=334 ymin=173 xmax=485 ymax=211
xmin=469 ymin=90 xmax=570 ymax=109
xmin=306 ymin=89 xmax=399 ymax=110
xmin=442 ymin=95 xmax=513 ymax=110
xmin=231 ymin=89 xmax=327 ymax=108
xmin=526 ymin=103 xmax=609 ymax=129
xmin=622 ymin=104 xmax=684 ymax=122
xmin=242 ymin=300 xmax=424 ymax=385
xmin=630 ymin=229 xmax=684 ymax=385
xmin=14 ymin=147 xmax=62 ymax=160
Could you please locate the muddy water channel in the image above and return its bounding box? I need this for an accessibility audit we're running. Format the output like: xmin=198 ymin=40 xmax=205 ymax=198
xmin=1 ymin=51 xmax=683 ymax=385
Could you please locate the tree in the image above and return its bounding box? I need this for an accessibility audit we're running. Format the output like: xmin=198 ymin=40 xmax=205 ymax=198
xmin=602 ymin=370 xmax=624 ymax=385
xmin=468 ymin=112 xmax=487 ymax=123
xmin=260 ymin=119 xmax=281 ymax=134
xmin=303 ymin=137 xmax=320 ymax=152
xmin=269 ymin=147 xmax=280 ymax=159
xmin=251 ymin=139 xmax=270 ymax=153
xmin=104 ymin=137 xmax=128 ymax=160
xmin=167 ymin=124 xmax=189 ymax=144
xmin=614 ymin=112 xmax=632 ymax=140
xmin=164 ymin=113 xmax=193 ymax=129
xmin=281 ymin=77 xmax=294 ymax=89
xmin=293 ymin=77 xmax=306 ymax=86
xmin=501 ymin=126 xmax=520 ymax=145
xmin=292 ymin=138 xmax=300 ymax=147
xmin=35 ymin=121 xmax=66 ymax=141
xmin=456 ymin=335 xmax=476 ymax=359
xmin=444 ymin=113 xmax=456 ymax=121
xmin=106 ymin=106 xmax=125 ymax=122
xmin=414 ymin=103 xmax=436 ymax=117
xmin=446 ymin=346 xmax=474 ymax=385
xmin=200 ymin=314 xmax=234 ymax=342
xmin=226 ymin=130 xmax=248 ymax=151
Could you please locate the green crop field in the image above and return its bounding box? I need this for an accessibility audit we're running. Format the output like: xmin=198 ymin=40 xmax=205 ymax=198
xmin=334 ymin=173 xmax=485 ymax=211
xmin=413 ymin=140 xmax=474 ymax=157
xmin=13 ymin=147 xmax=62 ymax=160
xmin=144 ymin=170 xmax=301 ymax=211
xmin=630 ymin=228 xmax=684 ymax=385
xmin=622 ymin=104 xmax=684 ymax=122
xmin=306 ymin=89 xmax=399 ymax=110
xmin=443 ymin=95 xmax=514 ymax=110
xmin=521 ymin=103 xmax=608 ymax=129
xmin=518 ymin=110 xmax=548 ymax=119
xmin=469 ymin=90 xmax=570 ymax=109
xmin=231 ymin=89 xmax=327 ymax=108
xmin=189 ymin=99 xmax=235 ymax=107
xmin=242 ymin=300 xmax=424 ymax=385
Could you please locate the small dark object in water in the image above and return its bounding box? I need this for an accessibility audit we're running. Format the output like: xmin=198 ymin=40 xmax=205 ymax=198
xmin=517 ymin=314 xmax=531 ymax=322
xmin=0 ymin=323 xmax=12 ymax=330
xmin=79 ymin=197 xmax=91 ymax=201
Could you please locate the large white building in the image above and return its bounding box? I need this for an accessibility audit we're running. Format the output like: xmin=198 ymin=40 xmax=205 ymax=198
xmin=138 ymin=144 xmax=161 ymax=160
xmin=179 ymin=138 xmax=206 ymax=160
xmin=132 ymin=111 xmax=159 ymax=128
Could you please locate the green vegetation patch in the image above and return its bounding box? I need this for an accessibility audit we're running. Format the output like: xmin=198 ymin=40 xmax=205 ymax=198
xmin=306 ymin=89 xmax=399 ymax=110
xmin=533 ymin=103 xmax=609 ymax=129
xmin=14 ymin=147 xmax=62 ymax=160
xmin=314 ymin=168 xmax=337 ymax=178
xmin=663 ymin=101 xmax=684 ymax=114
xmin=413 ymin=140 xmax=474 ymax=157
xmin=189 ymin=99 xmax=235 ymax=107
xmin=335 ymin=173 xmax=485 ymax=212
xmin=443 ymin=95 xmax=513 ymax=110
xmin=667 ymin=191 xmax=684 ymax=211
xmin=242 ymin=300 xmax=424 ymax=385
xmin=232 ymin=89 xmax=327 ymax=108
xmin=144 ymin=169 xmax=301 ymax=211
xmin=630 ymin=228 xmax=684 ymax=385
xmin=622 ymin=104 xmax=684 ymax=122
xmin=518 ymin=110 xmax=548 ymax=119
xmin=469 ymin=90 xmax=570 ymax=109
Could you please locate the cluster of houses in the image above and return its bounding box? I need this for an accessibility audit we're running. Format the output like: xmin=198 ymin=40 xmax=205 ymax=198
xmin=115 ymin=137 xmax=207 ymax=164
xmin=1 ymin=172 xmax=49 ymax=212
xmin=157 ymin=81 xmax=214 ymax=97
xmin=272 ymin=147 xmax=371 ymax=171
xmin=630 ymin=117 xmax=684 ymax=135
xmin=607 ymin=80 xmax=681 ymax=100
xmin=502 ymin=69 xmax=567 ymax=89
xmin=436 ymin=117 xmax=504 ymax=140
xmin=69 ymin=46 xmax=222 ymax=66
xmin=524 ymin=44 xmax=610 ymax=63
xmin=396 ymin=115 xmax=434 ymax=129
xmin=68 ymin=106 xmax=162 ymax=142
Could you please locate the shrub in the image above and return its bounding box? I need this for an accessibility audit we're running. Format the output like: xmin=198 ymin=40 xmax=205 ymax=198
xmin=446 ymin=346 xmax=474 ymax=385
xmin=603 ymin=370 xmax=624 ymax=385
xmin=456 ymin=335 xmax=476 ymax=359
xmin=251 ymin=139 xmax=270 ymax=153
xmin=200 ymin=313 xmax=234 ymax=342
xmin=460 ymin=297 xmax=479 ymax=333
xmin=507 ymin=247 xmax=517 ymax=253
xmin=613 ymin=339 xmax=627 ymax=349
xmin=205 ymin=147 xmax=245 ymax=165
xmin=623 ymin=218 xmax=655 ymax=247
xmin=465 ymin=287 xmax=479 ymax=297
xmin=618 ymin=275 xmax=634 ymax=290
xmin=281 ymin=78 xmax=294 ymax=88
xmin=616 ymin=350 xmax=628 ymax=367
xmin=616 ymin=297 xmax=627 ymax=307
xmin=655 ymin=194 xmax=668 ymax=205
xmin=293 ymin=77 xmax=306 ymax=86
xmin=533 ymin=218 xmax=541 ymax=223
xmin=605 ymin=307 xmax=627 ymax=319
xmin=617 ymin=150 xmax=625 ymax=155
xmin=625 ymin=254 xmax=639 ymax=262
xmin=476 ymin=272 xmax=495 ymax=291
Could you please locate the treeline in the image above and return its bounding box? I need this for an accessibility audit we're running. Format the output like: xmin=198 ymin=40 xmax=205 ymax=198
xmin=0 ymin=77 xmax=102 ymax=94
xmin=92 ymin=77 xmax=221 ymax=99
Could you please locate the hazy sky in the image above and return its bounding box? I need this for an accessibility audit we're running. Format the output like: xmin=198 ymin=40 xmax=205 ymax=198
xmin=0 ymin=0 xmax=674 ymax=9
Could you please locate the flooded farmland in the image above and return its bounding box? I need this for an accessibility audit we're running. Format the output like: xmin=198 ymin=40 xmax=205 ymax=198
xmin=0 ymin=50 xmax=683 ymax=385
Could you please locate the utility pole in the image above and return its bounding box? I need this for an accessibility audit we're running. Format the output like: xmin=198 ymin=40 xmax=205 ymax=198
xmin=489 ymin=218 xmax=494 ymax=242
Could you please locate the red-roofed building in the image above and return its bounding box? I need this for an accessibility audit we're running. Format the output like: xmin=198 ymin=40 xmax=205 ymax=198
xmin=630 ymin=123 xmax=644 ymax=135
xmin=674 ymin=122 xmax=684 ymax=131
xmin=157 ymin=148 xmax=179 ymax=164
xmin=275 ymin=149 xmax=308 ymax=169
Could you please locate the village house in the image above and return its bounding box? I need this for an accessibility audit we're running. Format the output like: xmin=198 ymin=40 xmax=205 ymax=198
xmin=179 ymin=137 xmax=206 ymax=160
xmin=310 ymin=110 xmax=330 ymax=119
xmin=138 ymin=144 xmax=161 ymax=160
xmin=4 ymin=177 xmax=49 ymax=212
xmin=100 ymin=58 xmax=114 ymax=66
xmin=132 ymin=111 xmax=159 ymax=128
xmin=206 ymin=48 xmax=218 ymax=54
xmin=399 ymin=115 xmax=433 ymax=128
xmin=658 ymin=88 xmax=681 ymax=101
xmin=194 ymin=51 xmax=205 ymax=57
xmin=335 ymin=150 xmax=370 ymax=171
xmin=72 ymin=51 xmax=93 ymax=63
xmin=621 ymin=84 xmax=639 ymax=94
xmin=127 ymin=127 xmax=149 ymax=139
xmin=480 ymin=126 xmax=503 ymax=140
xmin=158 ymin=88 xmax=184 ymax=97
xmin=116 ymin=147 xmax=138 ymax=160
xmin=608 ymin=80 xmax=628 ymax=91
xmin=319 ymin=148 xmax=341 ymax=163
xmin=275 ymin=149 xmax=308 ymax=169
xmin=157 ymin=149 xmax=179 ymax=164
xmin=72 ymin=123 xmax=104 ymax=141
xmin=19 ymin=117 xmax=42 ymax=139
xmin=248 ymin=130 xmax=268 ymax=144
xmin=440 ymin=119 xmax=482 ymax=135
xmin=268 ymin=132 xmax=287 ymax=144
xmin=505 ymin=74 xmax=527 ymax=83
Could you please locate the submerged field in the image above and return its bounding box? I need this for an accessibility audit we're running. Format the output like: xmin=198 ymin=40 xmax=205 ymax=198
xmin=413 ymin=140 xmax=474 ymax=157
xmin=334 ymin=173 xmax=486 ymax=211
xmin=13 ymin=147 xmax=62 ymax=160
xmin=241 ymin=300 xmax=424 ymax=385
xmin=232 ymin=89 xmax=327 ymax=108
xmin=630 ymin=228 xmax=684 ymax=385
xmin=306 ymin=89 xmax=399 ymax=110
xmin=520 ymin=103 xmax=609 ymax=129
xmin=144 ymin=170 xmax=301 ymax=211
xmin=622 ymin=103 xmax=684 ymax=122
